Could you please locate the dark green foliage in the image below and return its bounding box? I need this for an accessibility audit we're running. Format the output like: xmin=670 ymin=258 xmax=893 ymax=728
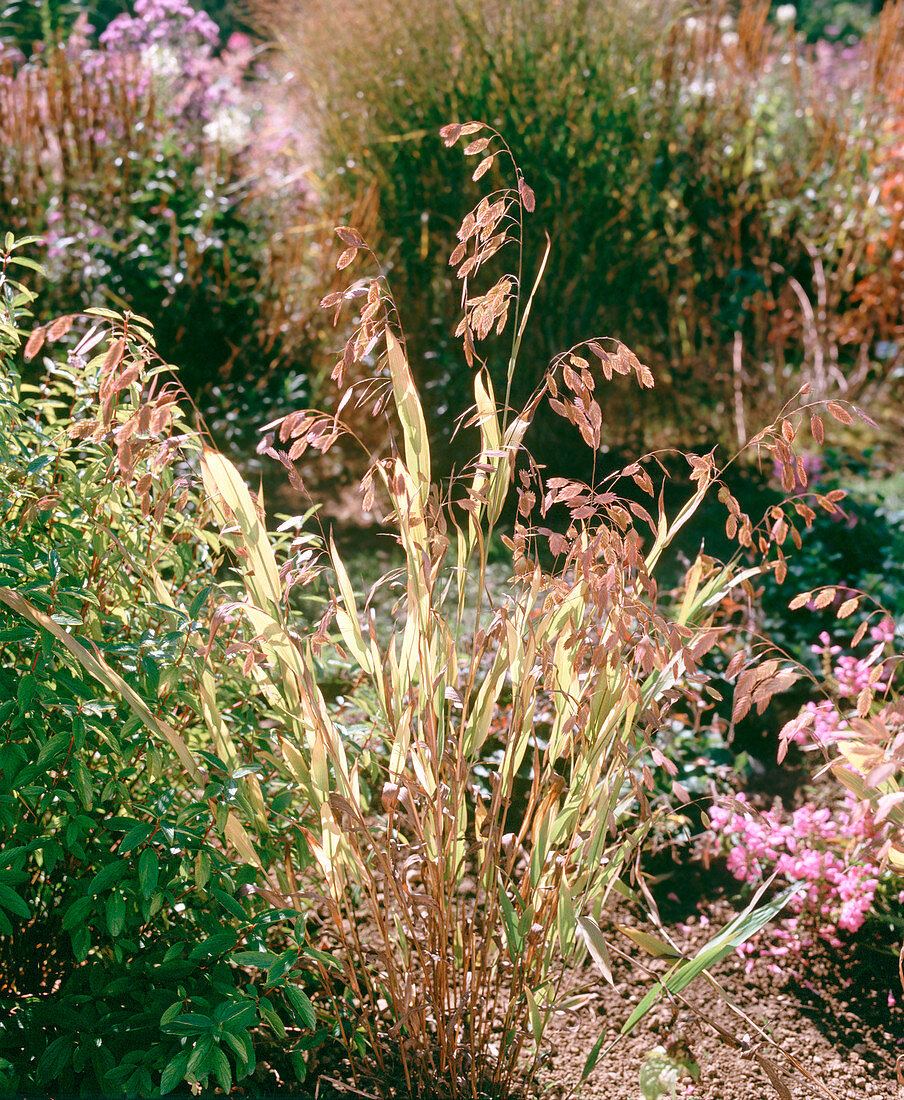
xmin=0 ymin=237 xmax=322 ymax=1096
xmin=783 ymin=0 xmax=883 ymax=41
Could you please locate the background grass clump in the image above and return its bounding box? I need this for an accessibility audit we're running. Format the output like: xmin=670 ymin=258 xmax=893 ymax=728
xmin=259 ymin=0 xmax=904 ymax=471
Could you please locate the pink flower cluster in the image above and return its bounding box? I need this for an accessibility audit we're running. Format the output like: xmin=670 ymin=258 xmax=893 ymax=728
xmin=709 ymin=792 xmax=886 ymax=970
xmin=779 ymin=620 xmax=893 ymax=751
xmin=96 ymin=0 xmax=251 ymax=127
xmin=709 ymin=619 xmax=901 ymax=972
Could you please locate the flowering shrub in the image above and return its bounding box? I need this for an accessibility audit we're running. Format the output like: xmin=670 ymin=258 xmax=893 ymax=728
xmin=98 ymin=0 xmax=248 ymax=138
xmin=780 ymin=617 xmax=895 ymax=750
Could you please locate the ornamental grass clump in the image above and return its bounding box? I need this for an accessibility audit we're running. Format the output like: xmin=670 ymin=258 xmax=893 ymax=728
xmin=196 ymin=128 xmax=841 ymax=1098
xmin=260 ymin=0 xmax=904 ymax=457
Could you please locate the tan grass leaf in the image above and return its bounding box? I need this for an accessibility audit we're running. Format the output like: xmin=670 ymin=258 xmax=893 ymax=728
xmin=439 ymin=122 xmax=462 ymax=146
xmin=149 ymin=405 xmax=172 ymax=435
xmin=825 ymin=401 xmax=852 ymax=425
xmin=101 ymin=338 xmax=126 ymax=376
xmin=47 ymin=314 xmax=75 ymax=341
xmin=753 ymin=1055 xmax=792 ymax=1100
xmin=813 ymin=588 xmax=836 ymax=609
xmin=335 ymin=226 xmax=365 ymax=247
xmin=24 ymin=327 xmax=46 ymax=361
xmin=725 ymin=651 xmax=748 ymax=679
xmin=116 ymin=364 xmax=141 ymax=391
xmin=464 ymin=137 xmax=491 ymax=155
xmin=472 ymin=155 xmax=495 ymax=181
xmin=336 ymin=247 xmax=357 ymax=270
xmin=836 ymin=596 xmax=860 ymax=619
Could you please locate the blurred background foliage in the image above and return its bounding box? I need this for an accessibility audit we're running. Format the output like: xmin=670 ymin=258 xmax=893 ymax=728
xmin=2 ymin=0 xmax=902 ymax=475
xmin=257 ymin=0 xmax=904 ymax=472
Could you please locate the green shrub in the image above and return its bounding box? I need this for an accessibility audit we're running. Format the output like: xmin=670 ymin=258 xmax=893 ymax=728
xmin=0 ymin=236 xmax=323 ymax=1096
xmin=758 ymin=451 xmax=904 ymax=667
xmin=782 ymin=0 xmax=882 ymax=41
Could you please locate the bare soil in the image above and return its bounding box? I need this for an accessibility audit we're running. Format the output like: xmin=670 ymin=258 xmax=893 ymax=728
xmin=539 ymin=895 xmax=903 ymax=1100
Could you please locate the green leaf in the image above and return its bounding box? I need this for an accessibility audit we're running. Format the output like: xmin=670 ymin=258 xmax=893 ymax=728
xmin=209 ymin=1046 xmax=232 ymax=1094
xmin=497 ymin=880 xmax=522 ymax=958
xmin=188 ymin=584 xmax=214 ymax=619
xmin=221 ymin=1028 xmax=254 ymax=1075
xmin=159 ymin=1049 xmax=190 ymax=1096
xmin=0 ymin=882 xmax=29 ymax=920
xmin=106 ymin=892 xmax=126 ymax=937
xmin=138 ymin=848 xmax=158 ymax=898
xmin=70 ymin=758 xmax=93 ymax=811
xmin=283 ymin=983 xmax=316 ymax=1029
xmin=88 ymin=859 xmax=128 ymax=895
xmin=232 ymin=950 xmax=278 ymax=968
xmin=37 ymin=730 xmax=70 ymax=767
xmin=267 ymin=948 xmax=298 ymax=986
xmin=16 ymin=674 xmax=36 ymax=711
xmin=212 ymin=887 xmax=247 ymax=921
xmin=62 ymin=895 xmax=92 ymax=931
xmin=189 ymin=931 xmax=237 ymax=960
xmin=215 ymin=1001 xmax=257 ymax=1030
xmin=71 ymin=925 xmax=90 ymax=962
xmin=260 ymin=1007 xmax=286 ymax=1039
xmin=37 ymin=1035 xmax=72 ymax=1083
xmin=621 ymin=882 xmax=802 ymax=1036
xmin=162 ymin=1013 xmax=213 ymax=1036
xmin=8 ymin=256 xmax=45 ymax=274
xmin=120 ymin=822 xmax=153 ymax=854
xmin=581 ymin=1030 xmax=607 ymax=1082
